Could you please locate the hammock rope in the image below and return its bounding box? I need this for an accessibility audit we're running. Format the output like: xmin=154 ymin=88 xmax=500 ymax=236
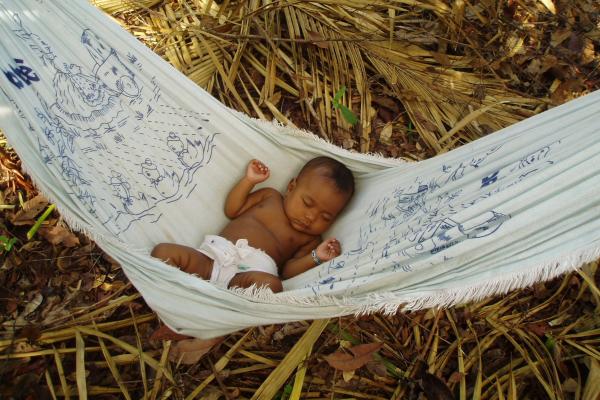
xmin=1 ymin=0 xmax=599 ymax=338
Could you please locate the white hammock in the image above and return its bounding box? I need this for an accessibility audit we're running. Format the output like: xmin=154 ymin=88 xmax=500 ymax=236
xmin=1 ymin=0 xmax=599 ymax=338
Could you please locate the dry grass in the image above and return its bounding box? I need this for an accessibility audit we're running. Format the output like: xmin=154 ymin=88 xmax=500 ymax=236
xmin=1 ymin=0 xmax=600 ymax=398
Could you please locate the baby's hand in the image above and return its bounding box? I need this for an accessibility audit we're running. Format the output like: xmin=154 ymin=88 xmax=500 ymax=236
xmin=315 ymin=238 xmax=341 ymax=262
xmin=246 ymin=159 xmax=270 ymax=184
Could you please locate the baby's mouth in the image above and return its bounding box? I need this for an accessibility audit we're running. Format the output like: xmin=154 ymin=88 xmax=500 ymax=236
xmin=292 ymin=219 xmax=308 ymax=230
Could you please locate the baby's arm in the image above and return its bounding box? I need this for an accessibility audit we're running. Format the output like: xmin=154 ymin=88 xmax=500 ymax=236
xmin=281 ymin=237 xmax=341 ymax=279
xmin=224 ymin=159 xmax=273 ymax=218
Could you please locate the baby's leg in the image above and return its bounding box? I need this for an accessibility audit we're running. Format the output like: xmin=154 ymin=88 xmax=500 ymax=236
xmin=228 ymin=271 xmax=283 ymax=293
xmin=151 ymin=243 xmax=213 ymax=280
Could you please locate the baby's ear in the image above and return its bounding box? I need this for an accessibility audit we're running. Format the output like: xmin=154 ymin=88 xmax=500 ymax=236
xmin=287 ymin=178 xmax=297 ymax=192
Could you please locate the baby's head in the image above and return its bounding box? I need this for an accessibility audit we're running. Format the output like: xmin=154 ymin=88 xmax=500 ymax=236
xmin=284 ymin=156 xmax=354 ymax=235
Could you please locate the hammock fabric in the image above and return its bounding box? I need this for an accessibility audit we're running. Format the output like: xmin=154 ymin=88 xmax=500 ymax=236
xmin=1 ymin=0 xmax=599 ymax=338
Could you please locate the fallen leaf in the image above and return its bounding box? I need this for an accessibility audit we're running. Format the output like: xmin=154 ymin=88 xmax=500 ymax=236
xmin=342 ymin=369 xmax=355 ymax=382
xmin=379 ymin=122 xmax=393 ymax=145
xmin=349 ymin=342 xmax=384 ymax=358
xmin=17 ymin=324 xmax=42 ymax=341
xmin=14 ymin=341 xmax=40 ymax=353
xmin=21 ymin=293 xmax=43 ymax=317
xmin=413 ymin=112 xmax=438 ymax=133
xmin=581 ymin=38 xmax=595 ymax=64
xmin=342 ymin=138 xmax=357 ymax=149
xmin=526 ymin=322 xmax=550 ymax=336
xmin=151 ymin=325 xmax=192 ymax=341
xmin=307 ymin=30 xmax=329 ymax=49
xmin=551 ymin=28 xmax=571 ymax=47
xmin=538 ymin=0 xmax=556 ymax=14
xmin=366 ymin=360 xmax=388 ymax=377
xmin=372 ymin=96 xmax=400 ymax=113
xmin=561 ymin=378 xmax=578 ymax=393
xmin=420 ymin=372 xmax=453 ymax=400
xmin=168 ymin=336 xmax=224 ymax=364
xmin=323 ymin=342 xmax=383 ymax=371
xmin=550 ymin=78 xmax=585 ymax=104
xmin=505 ymin=33 xmax=524 ymax=57
xmin=448 ymin=371 xmax=464 ymax=383
xmin=9 ymin=194 xmax=48 ymax=225
xmin=39 ymin=226 xmax=80 ymax=247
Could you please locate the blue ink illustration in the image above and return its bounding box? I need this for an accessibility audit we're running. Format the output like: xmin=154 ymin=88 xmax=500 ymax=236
xmin=481 ymin=171 xmax=499 ymax=188
xmin=2 ymin=8 xmax=219 ymax=235
xmin=3 ymin=58 xmax=40 ymax=89
xmin=308 ymin=137 xmax=562 ymax=295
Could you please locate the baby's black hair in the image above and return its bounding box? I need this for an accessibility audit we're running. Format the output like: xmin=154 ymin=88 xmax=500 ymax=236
xmin=298 ymin=156 xmax=355 ymax=196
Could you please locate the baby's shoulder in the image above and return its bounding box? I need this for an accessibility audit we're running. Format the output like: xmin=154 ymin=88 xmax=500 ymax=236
xmin=257 ymin=187 xmax=282 ymax=200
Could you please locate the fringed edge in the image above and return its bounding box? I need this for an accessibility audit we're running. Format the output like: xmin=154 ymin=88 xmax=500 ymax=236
xmin=391 ymin=243 xmax=600 ymax=312
xmin=227 ymin=242 xmax=600 ymax=317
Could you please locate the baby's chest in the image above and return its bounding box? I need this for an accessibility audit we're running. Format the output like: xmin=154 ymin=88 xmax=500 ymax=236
xmin=251 ymin=205 xmax=307 ymax=250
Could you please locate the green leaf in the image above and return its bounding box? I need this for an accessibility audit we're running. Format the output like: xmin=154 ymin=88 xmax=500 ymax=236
xmin=27 ymin=204 xmax=56 ymax=240
xmin=544 ymin=334 xmax=556 ymax=352
xmin=275 ymin=384 xmax=294 ymax=400
xmin=339 ymin=104 xmax=358 ymax=125
xmin=0 ymin=235 xmax=17 ymax=252
xmin=333 ymin=85 xmax=346 ymax=107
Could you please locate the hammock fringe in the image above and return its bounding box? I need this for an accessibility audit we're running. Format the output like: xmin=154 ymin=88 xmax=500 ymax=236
xmin=228 ymin=242 xmax=600 ymax=317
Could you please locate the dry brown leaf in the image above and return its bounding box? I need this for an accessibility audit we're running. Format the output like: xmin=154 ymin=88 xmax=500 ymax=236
xmin=561 ymin=378 xmax=578 ymax=393
xmin=372 ymin=96 xmax=399 ymax=113
xmin=342 ymin=369 xmax=355 ymax=382
xmin=168 ymin=336 xmax=224 ymax=364
xmin=342 ymin=138 xmax=357 ymax=149
xmin=550 ymin=78 xmax=585 ymax=104
xmin=39 ymin=226 xmax=80 ymax=247
xmin=56 ymin=247 xmax=71 ymax=271
xmin=505 ymin=34 xmax=524 ymax=57
xmin=420 ymin=372 xmax=453 ymax=400
xmin=379 ymin=122 xmax=393 ymax=145
xmin=21 ymin=293 xmax=43 ymax=317
xmin=151 ymin=325 xmax=192 ymax=341
xmin=365 ymin=360 xmax=388 ymax=377
xmin=323 ymin=342 xmax=383 ymax=371
xmin=581 ymin=38 xmax=596 ymax=64
xmin=538 ymin=0 xmax=556 ymax=14
xmin=526 ymin=322 xmax=550 ymax=337
xmin=14 ymin=341 xmax=40 ymax=354
xmin=9 ymin=194 xmax=48 ymax=225
xmin=551 ymin=29 xmax=571 ymax=47
xmin=307 ymin=30 xmax=329 ymax=49
xmin=448 ymin=371 xmax=464 ymax=383
xmin=349 ymin=342 xmax=384 ymax=358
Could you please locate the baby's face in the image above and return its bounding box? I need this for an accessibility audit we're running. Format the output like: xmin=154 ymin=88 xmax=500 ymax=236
xmin=283 ymin=168 xmax=352 ymax=235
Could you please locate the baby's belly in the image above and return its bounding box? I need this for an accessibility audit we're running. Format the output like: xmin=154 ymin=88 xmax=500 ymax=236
xmin=219 ymin=218 xmax=285 ymax=264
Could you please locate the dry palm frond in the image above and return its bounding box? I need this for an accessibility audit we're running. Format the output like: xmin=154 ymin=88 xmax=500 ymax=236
xmin=90 ymin=0 xmax=162 ymax=14
xmin=2 ymin=1 xmax=598 ymax=398
xmin=104 ymin=0 xmax=547 ymax=156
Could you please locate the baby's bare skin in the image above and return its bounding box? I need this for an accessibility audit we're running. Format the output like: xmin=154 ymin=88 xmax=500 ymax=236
xmin=220 ymin=192 xmax=312 ymax=267
xmin=152 ymin=159 xmax=352 ymax=291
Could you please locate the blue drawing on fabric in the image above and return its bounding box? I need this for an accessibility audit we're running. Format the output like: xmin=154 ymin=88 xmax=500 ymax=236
xmin=310 ymin=138 xmax=563 ymax=293
xmin=402 ymin=211 xmax=509 ymax=257
xmin=481 ymin=171 xmax=499 ymax=188
xmin=2 ymin=58 xmax=40 ymax=89
xmin=3 ymin=10 xmax=219 ymax=235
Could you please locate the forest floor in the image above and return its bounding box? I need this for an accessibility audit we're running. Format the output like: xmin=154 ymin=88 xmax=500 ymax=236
xmin=1 ymin=0 xmax=600 ymax=399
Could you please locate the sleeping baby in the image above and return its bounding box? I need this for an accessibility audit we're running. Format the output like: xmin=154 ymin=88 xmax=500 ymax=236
xmin=151 ymin=156 xmax=354 ymax=292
